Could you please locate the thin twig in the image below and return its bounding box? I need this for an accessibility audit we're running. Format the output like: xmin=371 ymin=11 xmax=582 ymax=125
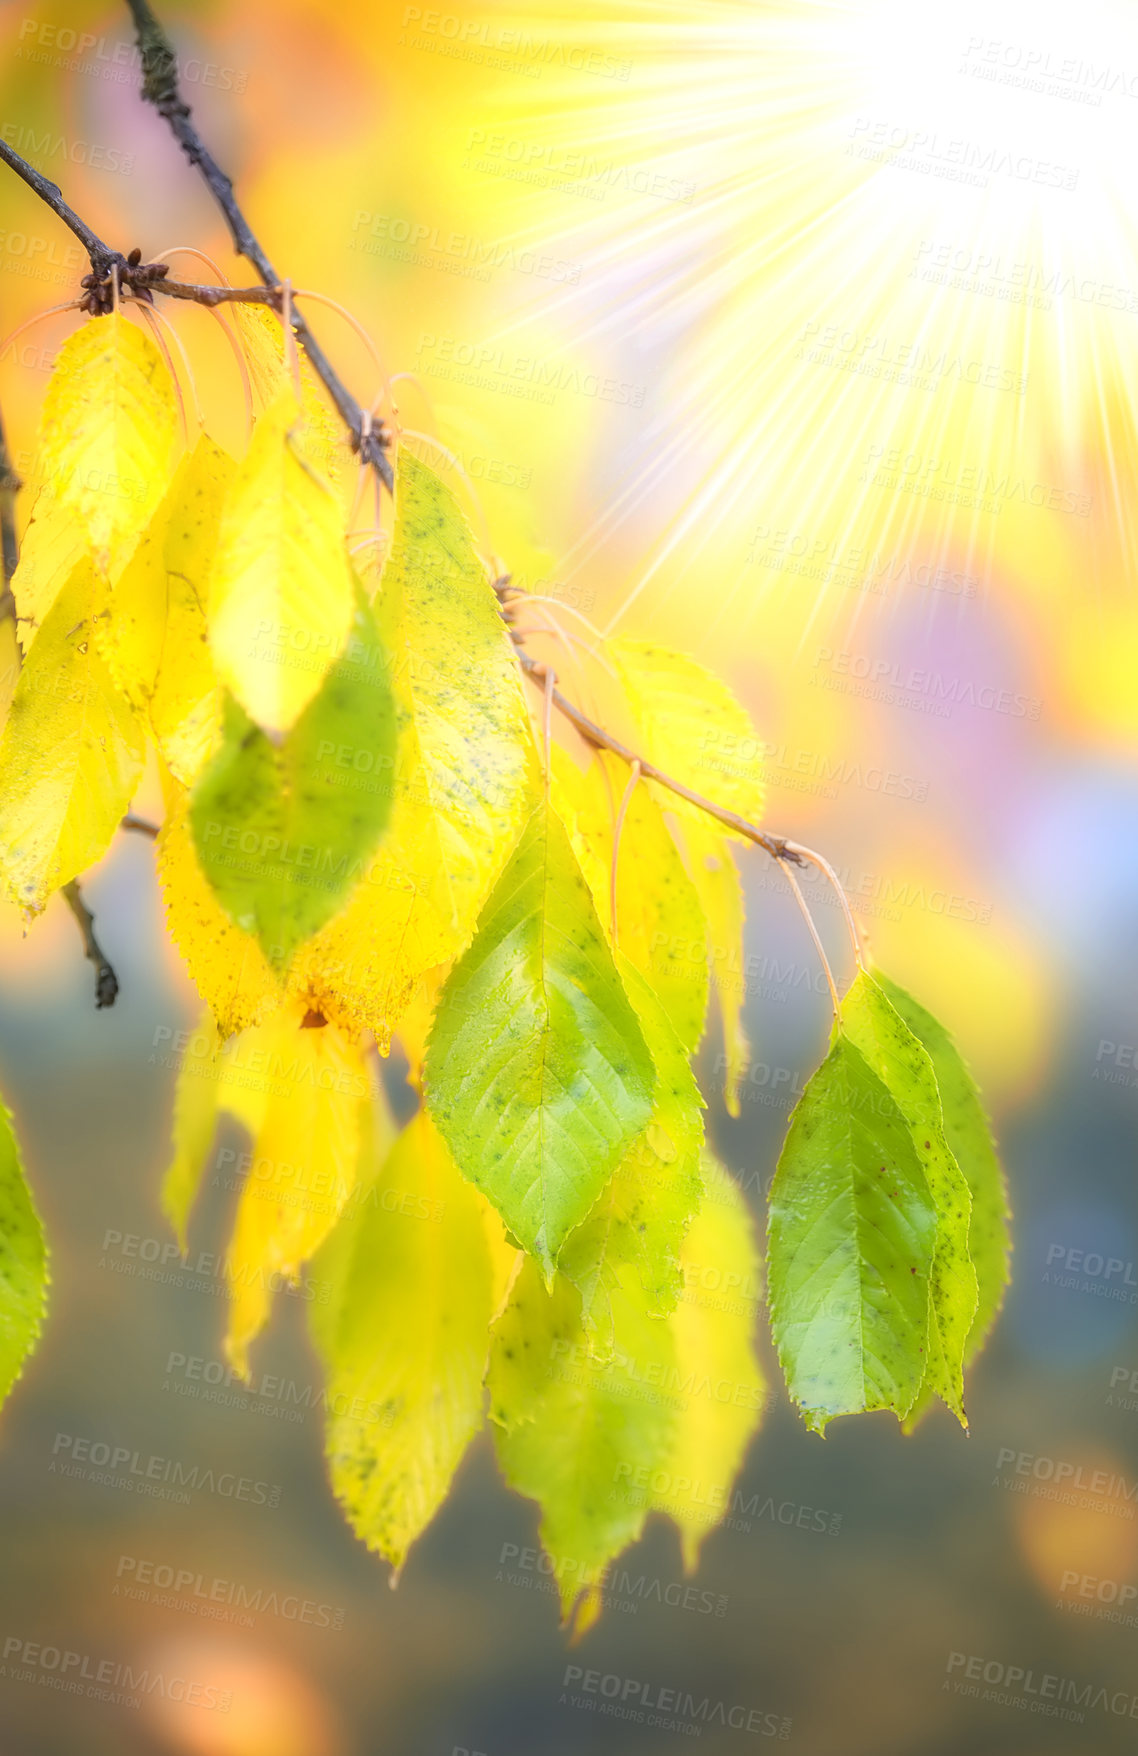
xmin=121 ymin=814 xmax=160 ymax=839
xmin=515 ymin=647 xmax=801 ymax=866
xmin=121 ymin=0 xmax=393 ymax=489
xmin=62 ymin=881 xmax=119 ymax=1009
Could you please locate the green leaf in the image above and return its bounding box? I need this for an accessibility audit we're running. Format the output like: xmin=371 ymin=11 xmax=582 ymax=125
xmin=873 ymin=971 xmax=1010 ymax=1358
xmin=558 ymin=957 xmax=703 ymax=1351
xmin=189 ymin=587 xmax=396 ymax=967
xmin=424 ymin=799 xmax=656 ymax=1276
xmin=840 ymin=970 xmax=978 ymax=1427
xmin=766 ymin=1034 xmax=937 ymax=1433
xmin=312 ymin=1108 xmax=497 ymax=1574
xmin=0 ymin=1099 xmax=47 ymax=1409
xmin=650 ymin=1152 xmax=765 ymax=1570
xmin=159 ymin=1011 xmax=220 ymax=1251
xmin=486 ymin=1255 xmax=677 ymax=1629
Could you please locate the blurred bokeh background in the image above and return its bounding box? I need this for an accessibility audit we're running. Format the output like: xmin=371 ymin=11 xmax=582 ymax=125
xmin=1 ymin=0 xmax=1137 ymax=1749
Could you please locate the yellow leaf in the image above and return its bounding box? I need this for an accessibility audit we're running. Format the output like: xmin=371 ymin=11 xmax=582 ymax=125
xmin=292 ymin=451 xmax=535 ymax=1049
xmin=10 ymin=480 xmax=89 ymax=651
xmin=34 ymin=314 xmax=178 ymax=574
xmin=231 ymin=305 xmax=348 ymax=491
xmin=160 ymin=1011 xmax=221 ymax=1251
xmin=608 ymin=637 xmax=765 ymax=833
xmin=680 ymin=819 xmax=750 ymax=1115
xmin=0 ymin=618 xmax=19 ymax=729
xmin=225 ymin=1009 xmax=365 ymax=1374
xmin=208 ymin=387 xmax=354 ymax=733
xmin=0 ymin=560 xmax=144 ymax=914
xmin=652 ymin=1154 xmax=765 ymax=1570
xmin=98 ymin=434 xmax=233 ymax=785
xmin=156 ymin=775 xmax=284 ymax=1038
xmin=311 ymin=1108 xmax=498 ymax=1573
xmin=552 ymin=748 xmax=708 ymax=1054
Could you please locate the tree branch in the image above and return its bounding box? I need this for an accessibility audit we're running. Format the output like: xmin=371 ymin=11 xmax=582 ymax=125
xmin=0 ymin=141 xmax=125 ymax=280
xmin=122 ymin=0 xmax=393 ymax=490
xmin=62 ymin=881 xmax=120 ymax=1009
xmin=0 ymin=402 xmax=20 ymax=621
xmin=512 ymin=645 xmax=802 ymax=866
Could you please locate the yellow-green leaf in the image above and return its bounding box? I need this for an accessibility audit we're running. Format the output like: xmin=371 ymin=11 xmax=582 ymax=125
xmin=486 ymin=1256 xmax=677 ymax=1627
xmin=208 ymin=387 xmax=354 ymax=733
xmin=292 ymin=449 xmax=535 ymax=1048
xmin=425 ymin=798 xmax=656 ymax=1277
xmin=34 ymin=314 xmax=178 ymax=573
xmin=156 ymin=776 xmax=284 ymax=1039
xmin=224 ymin=1010 xmax=365 ymax=1375
xmin=553 ymin=749 xmax=708 ymax=1055
xmin=311 ymin=1109 xmax=497 ymax=1573
xmin=97 ymin=434 xmax=233 ymax=784
xmin=651 ymin=1153 xmax=764 ymax=1569
xmin=874 ymin=971 xmax=1010 ymax=1384
xmin=0 ymin=1097 xmax=47 ymax=1409
xmin=0 ymin=560 xmax=144 ymax=914
xmin=191 ymin=590 xmax=397 ymax=968
xmin=840 ymin=970 xmax=978 ymax=1427
xmin=680 ymin=820 xmax=750 ymax=1115
xmin=559 ymin=958 xmax=703 ymax=1352
xmin=160 ymin=1011 xmax=221 ymax=1251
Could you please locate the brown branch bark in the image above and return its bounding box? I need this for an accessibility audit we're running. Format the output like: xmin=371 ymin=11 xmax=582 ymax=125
xmin=122 ymin=0 xmax=393 ymax=490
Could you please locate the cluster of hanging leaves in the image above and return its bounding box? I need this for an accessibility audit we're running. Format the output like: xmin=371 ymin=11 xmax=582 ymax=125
xmin=0 ymin=306 xmax=1010 ymax=1630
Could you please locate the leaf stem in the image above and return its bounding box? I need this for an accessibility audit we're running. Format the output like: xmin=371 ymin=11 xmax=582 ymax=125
xmin=782 ymin=839 xmax=865 ymax=971
xmin=776 ymin=858 xmax=840 ymax=1019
